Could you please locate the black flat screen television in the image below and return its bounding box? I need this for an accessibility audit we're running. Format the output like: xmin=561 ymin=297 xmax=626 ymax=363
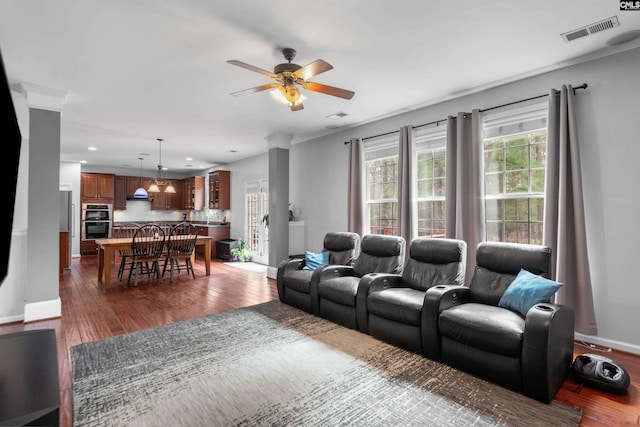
xmin=0 ymin=48 xmax=22 ymax=285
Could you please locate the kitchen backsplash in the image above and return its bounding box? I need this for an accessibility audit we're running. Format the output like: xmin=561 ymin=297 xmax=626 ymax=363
xmin=113 ymin=200 xmax=230 ymax=223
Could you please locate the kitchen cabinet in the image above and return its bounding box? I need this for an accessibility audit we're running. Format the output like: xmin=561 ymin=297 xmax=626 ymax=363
xmin=149 ymin=178 xmax=182 ymax=210
xmin=195 ymin=224 xmax=230 ymax=259
xmin=209 ymin=170 xmax=230 ymax=210
xmin=114 ymin=176 xmax=149 ymax=210
xmin=81 ymin=173 xmax=115 ymax=200
xmin=114 ymin=176 xmax=127 ymax=210
xmin=183 ymin=176 xmax=205 ymax=210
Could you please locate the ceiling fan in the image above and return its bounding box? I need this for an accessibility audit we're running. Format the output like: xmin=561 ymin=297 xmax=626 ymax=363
xmin=227 ymin=47 xmax=355 ymax=111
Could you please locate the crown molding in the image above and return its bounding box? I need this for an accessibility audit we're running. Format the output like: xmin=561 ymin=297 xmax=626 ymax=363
xmin=265 ymin=134 xmax=292 ymax=150
xmin=20 ymin=82 xmax=68 ymax=112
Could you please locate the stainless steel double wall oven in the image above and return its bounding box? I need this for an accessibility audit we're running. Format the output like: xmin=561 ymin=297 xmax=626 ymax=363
xmin=81 ymin=203 xmax=112 ymax=240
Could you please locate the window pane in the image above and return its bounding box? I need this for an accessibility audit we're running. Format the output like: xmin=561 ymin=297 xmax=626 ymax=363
xmin=505 ymin=170 xmax=528 ymax=193
xmin=486 ymin=222 xmax=502 ymax=242
xmin=485 ymin=199 xmax=501 ymax=221
xmin=485 ymin=172 xmax=502 ymax=194
xmin=530 ymin=197 xmax=544 ymax=222
xmin=485 ymin=149 xmax=503 ymax=172
xmin=505 ymin=146 xmax=529 ymax=170
xmin=417 ymin=178 xmax=433 ymax=198
xmin=531 ymin=168 xmax=545 ymax=192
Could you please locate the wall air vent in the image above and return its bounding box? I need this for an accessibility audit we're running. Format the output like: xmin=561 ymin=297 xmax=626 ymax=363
xmin=561 ymin=16 xmax=619 ymax=42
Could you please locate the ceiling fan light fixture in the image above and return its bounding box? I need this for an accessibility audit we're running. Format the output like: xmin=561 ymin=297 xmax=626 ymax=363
xmin=269 ymin=85 xmax=306 ymax=107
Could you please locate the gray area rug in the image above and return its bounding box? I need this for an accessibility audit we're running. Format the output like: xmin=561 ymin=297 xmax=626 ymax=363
xmin=71 ymin=301 xmax=582 ymax=426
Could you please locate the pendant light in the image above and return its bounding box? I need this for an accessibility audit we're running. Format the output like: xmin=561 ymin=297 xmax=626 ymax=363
xmin=147 ymin=138 xmax=176 ymax=193
xmin=133 ymin=157 xmax=149 ymax=198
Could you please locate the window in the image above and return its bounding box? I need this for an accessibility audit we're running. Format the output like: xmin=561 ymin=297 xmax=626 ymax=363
xmin=483 ymin=103 xmax=548 ymax=244
xmin=364 ymin=135 xmax=399 ymax=236
xmin=415 ymin=127 xmax=447 ymax=237
xmin=245 ymin=179 xmax=268 ymax=264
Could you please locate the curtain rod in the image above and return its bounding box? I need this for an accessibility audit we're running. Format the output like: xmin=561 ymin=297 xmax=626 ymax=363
xmin=344 ymin=83 xmax=588 ymax=144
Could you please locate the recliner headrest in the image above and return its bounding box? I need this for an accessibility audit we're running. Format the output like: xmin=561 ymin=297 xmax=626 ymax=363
xmin=476 ymin=241 xmax=551 ymax=278
xmin=324 ymin=232 xmax=360 ymax=252
xmin=410 ymin=238 xmax=466 ymax=264
xmin=361 ymin=234 xmax=405 ymax=257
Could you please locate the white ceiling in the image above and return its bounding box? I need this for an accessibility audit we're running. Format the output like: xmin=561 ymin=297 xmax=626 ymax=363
xmin=1 ymin=0 xmax=639 ymax=175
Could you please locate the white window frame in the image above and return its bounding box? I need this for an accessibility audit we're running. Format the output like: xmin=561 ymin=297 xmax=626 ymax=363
xmin=414 ymin=126 xmax=447 ymax=238
xmin=483 ymin=102 xmax=548 ymax=244
xmin=363 ymin=134 xmax=399 ymax=236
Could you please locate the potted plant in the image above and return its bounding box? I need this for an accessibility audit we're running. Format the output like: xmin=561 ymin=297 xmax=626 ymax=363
xmin=262 ymin=203 xmax=295 ymax=228
xmin=230 ymin=239 xmax=252 ymax=262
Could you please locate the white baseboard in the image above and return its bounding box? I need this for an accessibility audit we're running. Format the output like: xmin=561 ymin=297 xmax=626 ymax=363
xmin=575 ymin=332 xmax=640 ymax=355
xmin=24 ymin=297 xmax=61 ymax=323
xmin=267 ymin=267 xmax=277 ymax=279
xmin=0 ymin=314 xmax=24 ymax=325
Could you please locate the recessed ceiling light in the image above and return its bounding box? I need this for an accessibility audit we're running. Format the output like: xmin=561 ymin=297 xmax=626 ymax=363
xmin=88 ymin=146 xmax=97 ymax=151
xmin=185 ymin=164 xmax=194 ymax=168
xmin=226 ymin=149 xmax=238 ymax=153
xmin=186 ymin=157 xmax=193 ymax=161
xmin=326 ymin=112 xmax=348 ymax=120
xmin=80 ymin=160 xmax=87 ymax=164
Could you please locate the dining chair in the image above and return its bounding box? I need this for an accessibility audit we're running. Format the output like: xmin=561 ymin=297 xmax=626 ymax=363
xmin=128 ymin=223 xmax=166 ymax=286
xmin=162 ymin=222 xmax=198 ymax=282
xmin=112 ymin=222 xmax=140 ymax=281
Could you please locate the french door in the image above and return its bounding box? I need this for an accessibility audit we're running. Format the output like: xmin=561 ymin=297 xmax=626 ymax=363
xmin=245 ymin=179 xmax=268 ymax=264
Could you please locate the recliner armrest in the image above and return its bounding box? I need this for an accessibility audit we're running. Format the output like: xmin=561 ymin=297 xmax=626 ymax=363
xmin=522 ymin=303 xmax=575 ymax=403
xmin=421 ymin=285 xmax=469 ymax=361
xmin=356 ymin=273 xmax=403 ymax=334
xmin=276 ymin=257 xmax=305 ymax=302
xmin=309 ymin=265 xmax=356 ymax=314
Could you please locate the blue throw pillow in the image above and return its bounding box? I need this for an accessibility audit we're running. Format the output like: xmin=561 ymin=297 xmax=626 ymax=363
xmin=303 ymin=251 xmax=329 ymax=271
xmin=498 ymin=268 xmax=564 ymax=316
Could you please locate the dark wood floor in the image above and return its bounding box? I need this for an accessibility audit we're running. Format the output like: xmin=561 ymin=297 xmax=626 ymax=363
xmin=1 ymin=254 xmax=638 ymax=426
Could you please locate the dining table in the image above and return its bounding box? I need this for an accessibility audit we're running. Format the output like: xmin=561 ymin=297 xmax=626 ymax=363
xmin=94 ymin=235 xmax=213 ymax=289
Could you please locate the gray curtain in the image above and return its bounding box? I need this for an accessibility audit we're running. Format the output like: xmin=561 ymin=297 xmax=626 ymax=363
xmin=544 ymin=85 xmax=597 ymax=335
xmin=348 ymin=137 xmax=364 ymax=236
xmin=397 ymin=126 xmax=415 ymax=245
xmin=445 ymin=110 xmax=484 ymax=284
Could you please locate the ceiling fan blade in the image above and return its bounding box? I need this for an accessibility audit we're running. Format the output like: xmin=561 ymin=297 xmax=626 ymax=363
xmin=227 ymin=60 xmax=277 ymax=78
xmin=230 ymin=83 xmax=279 ymax=97
xmin=291 ymin=103 xmax=304 ymax=111
xmin=293 ymin=59 xmax=333 ymax=80
xmin=304 ymin=82 xmax=355 ymax=100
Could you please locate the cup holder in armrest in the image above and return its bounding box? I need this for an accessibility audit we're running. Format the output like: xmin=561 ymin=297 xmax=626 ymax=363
xmin=535 ymin=304 xmax=554 ymax=311
xmin=571 ymin=353 xmax=630 ymax=393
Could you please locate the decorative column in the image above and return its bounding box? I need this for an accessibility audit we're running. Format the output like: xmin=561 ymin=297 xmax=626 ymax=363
xmin=265 ymin=134 xmax=291 ymax=278
xmin=20 ymin=83 xmax=68 ymax=322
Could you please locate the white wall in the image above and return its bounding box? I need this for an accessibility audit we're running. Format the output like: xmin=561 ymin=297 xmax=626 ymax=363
xmin=285 ymin=47 xmax=640 ymax=352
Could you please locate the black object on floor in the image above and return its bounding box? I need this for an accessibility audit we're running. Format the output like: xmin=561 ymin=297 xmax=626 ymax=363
xmin=571 ymin=353 xmax=630 ymax=393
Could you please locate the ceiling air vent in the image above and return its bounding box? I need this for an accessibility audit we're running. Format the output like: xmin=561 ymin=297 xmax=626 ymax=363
xmin=561 ymin=16 xmax=619 ymax=42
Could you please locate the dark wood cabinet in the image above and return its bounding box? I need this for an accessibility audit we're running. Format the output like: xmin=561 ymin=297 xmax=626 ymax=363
xmin=183 ymin=177 xmax=205 ymax=210
xmin=149 ymin=179 xmax=182 ymax=210
xmin=209 ymin=170 xmax=230 ymax=210
xmin=81 ymin=173 xmax=115 ymax=200
xmin=114 ymin=176 xmax=127 ymax=210
xmin=195 ymin=225 xmax=230 ymax=259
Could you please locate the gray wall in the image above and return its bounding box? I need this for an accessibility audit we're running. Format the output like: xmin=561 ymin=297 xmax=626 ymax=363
xmin=284 ymin=47 xmax=640 ymax=351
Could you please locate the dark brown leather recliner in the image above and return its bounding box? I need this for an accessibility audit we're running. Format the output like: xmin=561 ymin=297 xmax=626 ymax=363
xmin=422 ymin=241 xmax=575 ymax=403
xmin=277 ymin=232 xmax=360 ymax=315
xmin=356 ymin=237 xmax=466 ymax=353
xmin=313 ymin=234 xmax=405 ymax=330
